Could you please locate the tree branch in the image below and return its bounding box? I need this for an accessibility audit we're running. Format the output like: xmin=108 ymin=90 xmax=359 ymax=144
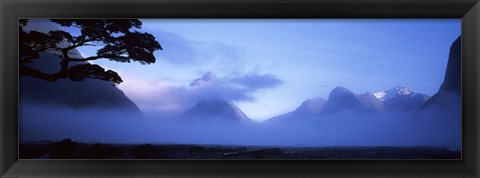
xmin=64 ymin=38 xmax=96 ymax=51
xmin=19 ymin=65 xmax=64 ymax=82
xmin=68 ymin=56 xmax=104 ymax=62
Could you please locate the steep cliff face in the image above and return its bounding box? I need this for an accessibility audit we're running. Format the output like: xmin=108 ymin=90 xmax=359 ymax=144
xmin=20 ymin=52 xmax=142 ymax=114
xmin=424 ymin=36 xmax=461 ymax=108
xmin=440 ymin=36 xmax=462 ymax=94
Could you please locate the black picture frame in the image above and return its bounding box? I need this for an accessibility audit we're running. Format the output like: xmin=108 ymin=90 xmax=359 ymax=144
xmin=1 ymin=0 xmax=479 ymax=177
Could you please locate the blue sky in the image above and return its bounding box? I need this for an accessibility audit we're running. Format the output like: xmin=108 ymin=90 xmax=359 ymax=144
xmin=77 ymin=19 xmax=460 ymax=122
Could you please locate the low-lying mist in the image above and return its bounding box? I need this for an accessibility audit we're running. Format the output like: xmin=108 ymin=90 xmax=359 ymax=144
xmin=20 ymin=94 xmax=461 ymax=149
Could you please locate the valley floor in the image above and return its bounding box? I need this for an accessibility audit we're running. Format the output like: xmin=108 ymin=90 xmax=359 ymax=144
xmin=19 ymin=139 xmax=460 ymax=159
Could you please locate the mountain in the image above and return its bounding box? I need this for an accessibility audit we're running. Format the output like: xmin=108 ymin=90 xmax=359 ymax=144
xmin=374 ymin=86 xmax=429 ymax=111
xmin=264 ymin=97 xmax=326 ymax=124
xmin=437 ymin=36 xmax=461 ymax=94
xmin=265 ymin=85 xmax=432 ymax=124
xmin=321 ymin=87 xmax=384 ymax=114
xmin=296 ymin=97 xmax=327 ymax=115
xmin=184 ymin=72 xmax=253 ymax=123
xmin=184 ymin=99 xmax=253 ymax=124
xmin=424 ymin=36 xmax=461 ymax=108
xmin=373 ymin=85 xmax=414 ymax=102
xmin=20 ymin=52 xmax=143 ymax=114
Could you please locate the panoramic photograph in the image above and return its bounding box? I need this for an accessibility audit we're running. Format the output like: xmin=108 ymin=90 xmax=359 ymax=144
xmin=19 ymin=19 xmax=461 ymax=159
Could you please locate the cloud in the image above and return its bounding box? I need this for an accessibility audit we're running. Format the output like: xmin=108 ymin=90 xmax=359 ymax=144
xmin=189 ymin=71 xmax=216 ymax=87
xmin=189 ymin=72 xmax=284 ymax=103
xmin=185 ymin=72 xmax=283 ymax=103
xmin=150 ymin=30 xmax=245 ymax=70
xmin=228 ymin=73 xmax=284 ymax=89
xmin=20 ymin=95 xmax=461 ymax=149
xmin=151 ymin=30 xmax=197 ymax=64
xmin=119 ymin=71 xmax=284 ymax=117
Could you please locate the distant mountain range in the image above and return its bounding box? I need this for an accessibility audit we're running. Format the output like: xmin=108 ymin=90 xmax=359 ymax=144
xmin=183 ymin=68 xmax=437 ymax=125
xmin=265 ymin=36 xmax=462 ymax=124
xmin=265 ymin=85 xmax=430 ymax=124
xmin=185 ymin=70 xmax=431 ymax=124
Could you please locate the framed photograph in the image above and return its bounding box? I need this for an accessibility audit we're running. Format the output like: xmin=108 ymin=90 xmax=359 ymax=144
xmin=1 ymin=0 xmax=479 ymax=177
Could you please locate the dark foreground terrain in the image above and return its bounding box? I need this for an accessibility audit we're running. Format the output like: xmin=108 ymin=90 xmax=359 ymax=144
xmin=19 ymin=139 xmax=460 ymax=159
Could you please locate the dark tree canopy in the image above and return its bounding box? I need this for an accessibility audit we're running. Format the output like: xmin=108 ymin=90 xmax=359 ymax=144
xmin=19 ymin=19 xmax=162 ymax=85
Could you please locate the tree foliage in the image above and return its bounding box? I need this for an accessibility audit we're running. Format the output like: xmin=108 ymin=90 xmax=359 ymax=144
xmin=19 ymin=19 xmax=162 ymax=85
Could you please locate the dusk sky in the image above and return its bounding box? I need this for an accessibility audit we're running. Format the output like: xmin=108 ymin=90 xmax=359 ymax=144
xmin=74 ymin=19 xmax=461 ymax=122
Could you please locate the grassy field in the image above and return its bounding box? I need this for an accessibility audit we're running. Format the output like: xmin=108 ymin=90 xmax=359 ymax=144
xmin=19 ymin=139 xmax=460 ymax=159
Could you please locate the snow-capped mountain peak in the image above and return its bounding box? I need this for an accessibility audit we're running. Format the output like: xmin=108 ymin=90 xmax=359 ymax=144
xmin=373 ymin=91 xmax=386 ymax=100
xmin=373 ymin=85 xmax=414 ymax=101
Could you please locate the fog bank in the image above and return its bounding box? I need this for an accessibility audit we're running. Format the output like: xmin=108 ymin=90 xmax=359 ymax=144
xmin=20 ymin=93 xmax=460 ymax=149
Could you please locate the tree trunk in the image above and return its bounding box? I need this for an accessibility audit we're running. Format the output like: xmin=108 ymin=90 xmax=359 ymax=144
xmin=59 ymin=49 xmax=70 ymax=78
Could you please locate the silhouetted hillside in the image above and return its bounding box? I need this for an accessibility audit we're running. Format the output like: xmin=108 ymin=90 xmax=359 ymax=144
xmin=321 ymin=87 xmax=384 ymax=114
xmin=184 ymin=99 xmax=253 ymax=124
xmin=20 ymin=52 xmax=142 ymax=113
xmin=424 ymin=36 xmax=461 ymax=108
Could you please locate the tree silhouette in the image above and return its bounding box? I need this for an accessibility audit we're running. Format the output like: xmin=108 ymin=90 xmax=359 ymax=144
xmin=19 ymin=19 xmax=162 ymax=85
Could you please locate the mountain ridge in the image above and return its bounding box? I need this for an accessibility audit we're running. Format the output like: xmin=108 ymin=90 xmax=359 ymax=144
xmin=183 ymin=99 xmax=254 ymax=124
xmin=264 ymin=85 xmax=430 ymax=123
